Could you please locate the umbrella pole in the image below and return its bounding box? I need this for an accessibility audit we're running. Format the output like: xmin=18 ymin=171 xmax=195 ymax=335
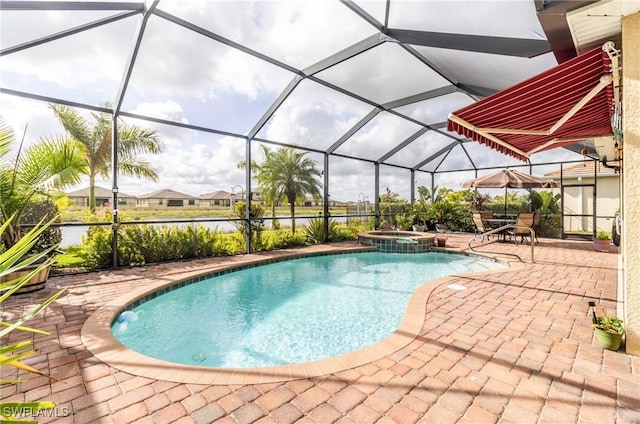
xmin=504 ymin=186 xmax=507 ymax=217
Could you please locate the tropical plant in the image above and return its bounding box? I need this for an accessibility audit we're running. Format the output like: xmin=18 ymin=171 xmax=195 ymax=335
xmin=378 ymin=188 xmax=411 ymax=226
xmin=49 ymin=104 xmax=164 ymax=213
xmin=254 ymin=147 xmax=322 ymax=233
xmin=528 ymin=190 xmax=560 ymax=214
xmin=305 ymin=217 xmax=340 ymax=244
xmin=593 ymin=314 xmax=624 ymax=335
xmin=462 ymin=189 xmax=491 ymax=210
xmin=527 ymin=190 xmax=561 ymax=238
xmin=394 ymin=213 xmax=414 ymax=231
xmin=237 ymin=145 xmax=285 ymax=227
xmin=412 ymin=195 xmax=429 ymax=226
xmin=0 ymin=116 xmax=86 ymax=250
xmin=1 ymin=215 xmax=66 ymax=423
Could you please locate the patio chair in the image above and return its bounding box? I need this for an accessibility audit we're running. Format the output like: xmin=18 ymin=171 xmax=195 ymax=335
xmin=508 ymin=212 xmax=536 ymax=244
xmin=532 ymin=211 xmax=541 ymax=242
xmin=472 ymin=211 xmax=492 ymax=240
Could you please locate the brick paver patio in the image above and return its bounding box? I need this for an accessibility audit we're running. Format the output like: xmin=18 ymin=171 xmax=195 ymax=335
xmin=2 ymin=233 xmax=639 ymax=423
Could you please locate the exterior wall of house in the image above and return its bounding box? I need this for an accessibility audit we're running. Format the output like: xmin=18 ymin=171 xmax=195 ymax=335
xmin=70 ymin=195 xmax=134 ymax=208
xmin=622 ymin=12 xmax=640 ymax=355
xmin=199 ymin=199 xmax=230 ymax=208
xmin=135 ymin=198 xmax=199 ymax=209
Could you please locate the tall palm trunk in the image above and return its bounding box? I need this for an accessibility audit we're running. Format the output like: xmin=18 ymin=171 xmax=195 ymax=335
xmin=289 ymin=199 xmax=296 ymax=233
xmin=89 ymin=174 xmax=96 ymax=213
xmin=271 ymin=202 xmax=277 ymax=228
xmin=2 ymin=222 xmax=20 ymax=250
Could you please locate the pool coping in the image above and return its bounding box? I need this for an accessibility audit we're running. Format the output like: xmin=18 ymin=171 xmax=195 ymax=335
xmin=81 ymin=245 xmax=525 ymax=385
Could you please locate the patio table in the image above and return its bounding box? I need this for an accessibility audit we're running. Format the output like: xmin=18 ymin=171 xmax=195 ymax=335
xmin=484 ymin=218 xmax=517 ymax=242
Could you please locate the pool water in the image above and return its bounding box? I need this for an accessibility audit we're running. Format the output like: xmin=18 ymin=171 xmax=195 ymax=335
xmin=112 ymin=252 xmax=503 ymax=368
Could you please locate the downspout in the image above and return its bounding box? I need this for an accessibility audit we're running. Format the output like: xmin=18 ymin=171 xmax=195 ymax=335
xmin=560 ymin=164 xmax=565 ymax=238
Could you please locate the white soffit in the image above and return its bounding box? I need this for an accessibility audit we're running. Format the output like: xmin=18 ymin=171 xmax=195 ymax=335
xmin=567 ymin=0 xmax=640 ymax=54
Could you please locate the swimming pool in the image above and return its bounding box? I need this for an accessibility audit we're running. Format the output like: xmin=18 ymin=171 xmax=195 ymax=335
xmin=111 ymin=251 xmax=504 ymax=368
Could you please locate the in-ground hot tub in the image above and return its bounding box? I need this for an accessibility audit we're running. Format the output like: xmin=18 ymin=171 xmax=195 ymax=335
xmin=357 ymin=230 xmax=436 ymax=253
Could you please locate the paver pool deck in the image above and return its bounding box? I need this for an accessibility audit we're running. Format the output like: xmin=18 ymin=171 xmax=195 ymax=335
xmin=2 ymin=233 xmax=639 ymax=423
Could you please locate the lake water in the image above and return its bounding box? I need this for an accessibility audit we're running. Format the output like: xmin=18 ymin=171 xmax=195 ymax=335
xmin=59 ymin=217 xmax=341 ymax=247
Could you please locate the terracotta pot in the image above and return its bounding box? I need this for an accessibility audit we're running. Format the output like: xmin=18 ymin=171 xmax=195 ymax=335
xmin=593 ymin=239 xmax=611 ymax=252
xmin=436 ymin=239 xmax=446 ymax=247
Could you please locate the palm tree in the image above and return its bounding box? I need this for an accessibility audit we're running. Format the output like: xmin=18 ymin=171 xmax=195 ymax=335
xmin=237 ymin=145 xmax=285 ymax=226
xmin=0 ymin=116 xmax=87 ymax=249
xmin=50 ymin=104 xmax=164 ymax=212
xmin=255 ymin=147 xmax=322 ymax=233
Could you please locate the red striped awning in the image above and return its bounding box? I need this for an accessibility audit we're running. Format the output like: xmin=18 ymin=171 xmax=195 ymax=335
xmin=447 ymin=44 xmax=618 ymax=161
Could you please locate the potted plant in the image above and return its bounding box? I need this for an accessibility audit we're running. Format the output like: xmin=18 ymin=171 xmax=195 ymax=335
xmin=0 ymin=116 xmax=86 ymax=292
xmin=592 ymin=314 xmax=624 ymax=351
xmin=436 ymin=236 xmax=447 ymax=247
xmin=594 ymin=231 xmax=612 ymax=252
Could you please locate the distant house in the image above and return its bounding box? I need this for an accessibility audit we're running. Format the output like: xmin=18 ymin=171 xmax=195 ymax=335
xmin=302 ymin=195 xmax=344 ymax=207
xmin=136 ymin=189 xmax=198 ymax=209
xmin=67 ymin=186 xmax=137 ymax=208
xmin=545 ymin=161 xmax=620 ymax=234
xmin=199 ymin=190 xmax=232 ymax=208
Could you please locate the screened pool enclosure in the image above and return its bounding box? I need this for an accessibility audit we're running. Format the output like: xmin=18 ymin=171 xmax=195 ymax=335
xmin=0 ymin=0 xmax=621 ymax=261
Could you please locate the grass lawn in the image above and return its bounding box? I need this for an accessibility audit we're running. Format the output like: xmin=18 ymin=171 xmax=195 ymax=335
xmin=60 ymin=205 xmax=346 ymax=222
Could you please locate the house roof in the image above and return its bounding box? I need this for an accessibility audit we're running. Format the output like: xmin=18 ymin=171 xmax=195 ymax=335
xmin=544 ymin=161 xmax=620 ymax=178
xmin=137 ymin=189 xmax=197 ymax=199
xmin=199 ymin=190 xmax=232 ymax=200
xmin=67 ymin=186 xmax=136 ymax=198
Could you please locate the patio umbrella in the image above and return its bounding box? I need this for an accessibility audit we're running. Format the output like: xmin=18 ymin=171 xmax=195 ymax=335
xmin=461 ymin=169 xmax=559 ymax=216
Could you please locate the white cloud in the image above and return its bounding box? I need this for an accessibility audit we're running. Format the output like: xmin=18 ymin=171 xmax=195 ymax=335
xmin=0 ymin=17 xmax=136 ymax=94
xmin=159 ymin=0 xmax=376 ymax=69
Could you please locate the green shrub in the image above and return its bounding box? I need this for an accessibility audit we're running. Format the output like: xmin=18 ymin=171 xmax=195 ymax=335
xmin=233 ymin=201 xmax=265 ymax=252
xmin=261 ymin=230 xmax=307 ymax=250
xmin=214 ymin=232 xmax=245 ymax=255
xmin=20 ymin=199 xmax=62 ymax=253
xmin=81 ymin=225 xmax=113 ymax=269
xmin=539 ymin=214 xmax=561 ymax=238
xmin=80 ymin=223 xmax=227 ymax=269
